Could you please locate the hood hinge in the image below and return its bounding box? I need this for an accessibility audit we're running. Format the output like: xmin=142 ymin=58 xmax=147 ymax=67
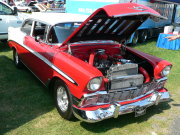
xmin=68 ymin=43 xmax=72 ymax=55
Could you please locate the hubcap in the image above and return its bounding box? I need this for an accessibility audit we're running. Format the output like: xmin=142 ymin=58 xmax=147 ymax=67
xmin=57 ymin=86 xmax=69 ymax=112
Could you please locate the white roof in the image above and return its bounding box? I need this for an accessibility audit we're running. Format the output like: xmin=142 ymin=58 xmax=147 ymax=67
xmin=30 ymin=12 xmax=89 ymax=25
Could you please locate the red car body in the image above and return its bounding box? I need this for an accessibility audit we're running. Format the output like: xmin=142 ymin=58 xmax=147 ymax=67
xmin=8 ymin=3 xmax=172 ymax=123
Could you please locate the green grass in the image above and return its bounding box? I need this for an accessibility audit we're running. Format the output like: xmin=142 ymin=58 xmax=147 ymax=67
xmin=0 ymin=40 xmax=180 ymax=135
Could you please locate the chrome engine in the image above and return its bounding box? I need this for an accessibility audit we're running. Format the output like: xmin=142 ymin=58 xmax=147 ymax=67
xmin=92 ymin=49 xmax=146 ymax=101
xmin=92 ymin=49 xmax=144 ymax=91
xmin=106 ymin=63 xmax=145 ymax=101
xmin=107 ymin=63 xmax=144 ymax=90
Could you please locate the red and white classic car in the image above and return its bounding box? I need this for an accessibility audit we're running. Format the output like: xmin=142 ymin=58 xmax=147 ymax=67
xmin=8 ymin=3 xmax=172 ymax=123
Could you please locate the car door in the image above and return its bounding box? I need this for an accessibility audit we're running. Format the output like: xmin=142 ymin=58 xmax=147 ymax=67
xmin=23 ymin=21 xmax=56 ymax=84
xmin=0 ymin=2 xmax=22 ymax=40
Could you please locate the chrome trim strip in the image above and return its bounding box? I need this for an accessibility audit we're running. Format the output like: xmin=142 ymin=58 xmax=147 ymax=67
xmin=156 ymin=77 xmax=167 ymax=83
xmin=73 ymin=91 xmax=170 ymax=123
xmin=83 ymin=91 xmax=108 ymax=98
xmin=10 ymin=40 xmax=76 ymax=84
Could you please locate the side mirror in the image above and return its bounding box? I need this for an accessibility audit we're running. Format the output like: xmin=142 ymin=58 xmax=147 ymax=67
xmin=35 ymin=36 xmax=41 ymax=42
xmin=13 ymin=7 xmax=18 ymax=15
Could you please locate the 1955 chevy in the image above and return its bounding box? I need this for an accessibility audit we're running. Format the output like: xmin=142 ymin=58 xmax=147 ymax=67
xmin=8 ymin=3 xmax=172 ymax=123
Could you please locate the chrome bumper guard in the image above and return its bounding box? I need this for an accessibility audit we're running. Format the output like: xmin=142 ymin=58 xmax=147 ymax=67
xmin=72 ymin=91 xmax=170 ymax=123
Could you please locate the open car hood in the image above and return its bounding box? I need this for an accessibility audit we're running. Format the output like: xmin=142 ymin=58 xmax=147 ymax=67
xmin=62 ymin=3 xmax=167 ymax=46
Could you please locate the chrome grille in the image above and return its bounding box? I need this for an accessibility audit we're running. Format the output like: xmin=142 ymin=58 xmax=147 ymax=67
xmin=97 ymin=81 xmax=166 ymax=103
xmin=80 ymin=78 xmax=167 ymax=108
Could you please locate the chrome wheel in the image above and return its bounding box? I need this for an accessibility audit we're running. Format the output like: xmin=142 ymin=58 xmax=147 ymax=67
xmin=54 ymin=80 xmax=74 ymax=120
xmin=57 ymin=86 xmax=69 ymax=112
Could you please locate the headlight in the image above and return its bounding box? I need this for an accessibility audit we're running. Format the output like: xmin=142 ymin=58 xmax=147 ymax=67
xmin=87 ymin=77 xmax=102 ymax=91
xmin=161 ymin=66 xmax=171 ymax=77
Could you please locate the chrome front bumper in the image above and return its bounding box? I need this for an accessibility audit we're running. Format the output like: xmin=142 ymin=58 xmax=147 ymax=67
xmin=72 ymin=90 xmax=170 ymax=123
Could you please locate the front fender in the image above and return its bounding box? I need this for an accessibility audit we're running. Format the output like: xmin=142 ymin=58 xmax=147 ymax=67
xmin=52 ymin=51 xmax=104 ymax=99
xmin=126 ymin=47 xmax=172 ymax=79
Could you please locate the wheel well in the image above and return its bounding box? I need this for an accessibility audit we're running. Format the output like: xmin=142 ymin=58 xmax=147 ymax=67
xmin=12 ymin=47 xmax=16 ymax=51
xmin=12 ymin=47 xmax=16 ymax=55
xmin=12 ymin=47 xmax=18 ymax=53
xmin=48 ymin=77 xmax=65 ymax=92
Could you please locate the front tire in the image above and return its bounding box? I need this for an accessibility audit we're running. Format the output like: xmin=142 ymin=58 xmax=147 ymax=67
xmin=54 ymin=80 xmax=74 ymax=120
xmin=139 ymin=30 xmax=148 ymax=43
xmin=13 ymin=49 xmax=23 ymax=68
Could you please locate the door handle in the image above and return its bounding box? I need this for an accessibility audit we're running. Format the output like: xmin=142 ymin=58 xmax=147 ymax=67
xmin=0 ymin=18 xmax=2 ymax=21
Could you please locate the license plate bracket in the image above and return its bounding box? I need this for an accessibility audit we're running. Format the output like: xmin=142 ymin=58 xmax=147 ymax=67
xmin=135 ymin=106 xmax=146 ymax=117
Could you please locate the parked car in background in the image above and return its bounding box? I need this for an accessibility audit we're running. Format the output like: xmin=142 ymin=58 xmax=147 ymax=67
xmin=15 ymin=1 xmax=39 ymax=13
xmin=8 ymin=3 xmax=172 ymax=123
xmin=54 ymin=0 xmax=64 ymax=8
xmin=0 ymin=1 xmax=25 ymax=41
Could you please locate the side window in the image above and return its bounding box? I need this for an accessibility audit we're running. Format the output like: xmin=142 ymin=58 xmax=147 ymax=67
xmin=47 ymin=22 xmax=81 ymax=44
xmin=21 ymin=20 xmax=33 ymax=35
xmin=0 ymin=2 xmax=13 ymax=15
xmin=33 ymin=21 xmax=48 ymax=41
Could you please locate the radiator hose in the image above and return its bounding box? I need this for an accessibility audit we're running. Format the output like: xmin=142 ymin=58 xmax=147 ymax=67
xmin=139 ymin=66 xmax=150 ymax=83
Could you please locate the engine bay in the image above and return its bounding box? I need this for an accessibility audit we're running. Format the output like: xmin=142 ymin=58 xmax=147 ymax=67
xmin=71 ymin=44 xmax=152 ymax=91
xmin=69 ymin=43 xmax=168 ymax=102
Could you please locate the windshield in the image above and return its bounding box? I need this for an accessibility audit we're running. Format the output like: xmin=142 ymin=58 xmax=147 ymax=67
xmin=48 ymin=22 xmax=82 ymax=44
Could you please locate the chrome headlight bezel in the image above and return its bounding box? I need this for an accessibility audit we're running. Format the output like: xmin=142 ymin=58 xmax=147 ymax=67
xmin=161 ymin=65 xmax=171 ymax=77
xmin=87 ymin=77 xmax=102 ymax=91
